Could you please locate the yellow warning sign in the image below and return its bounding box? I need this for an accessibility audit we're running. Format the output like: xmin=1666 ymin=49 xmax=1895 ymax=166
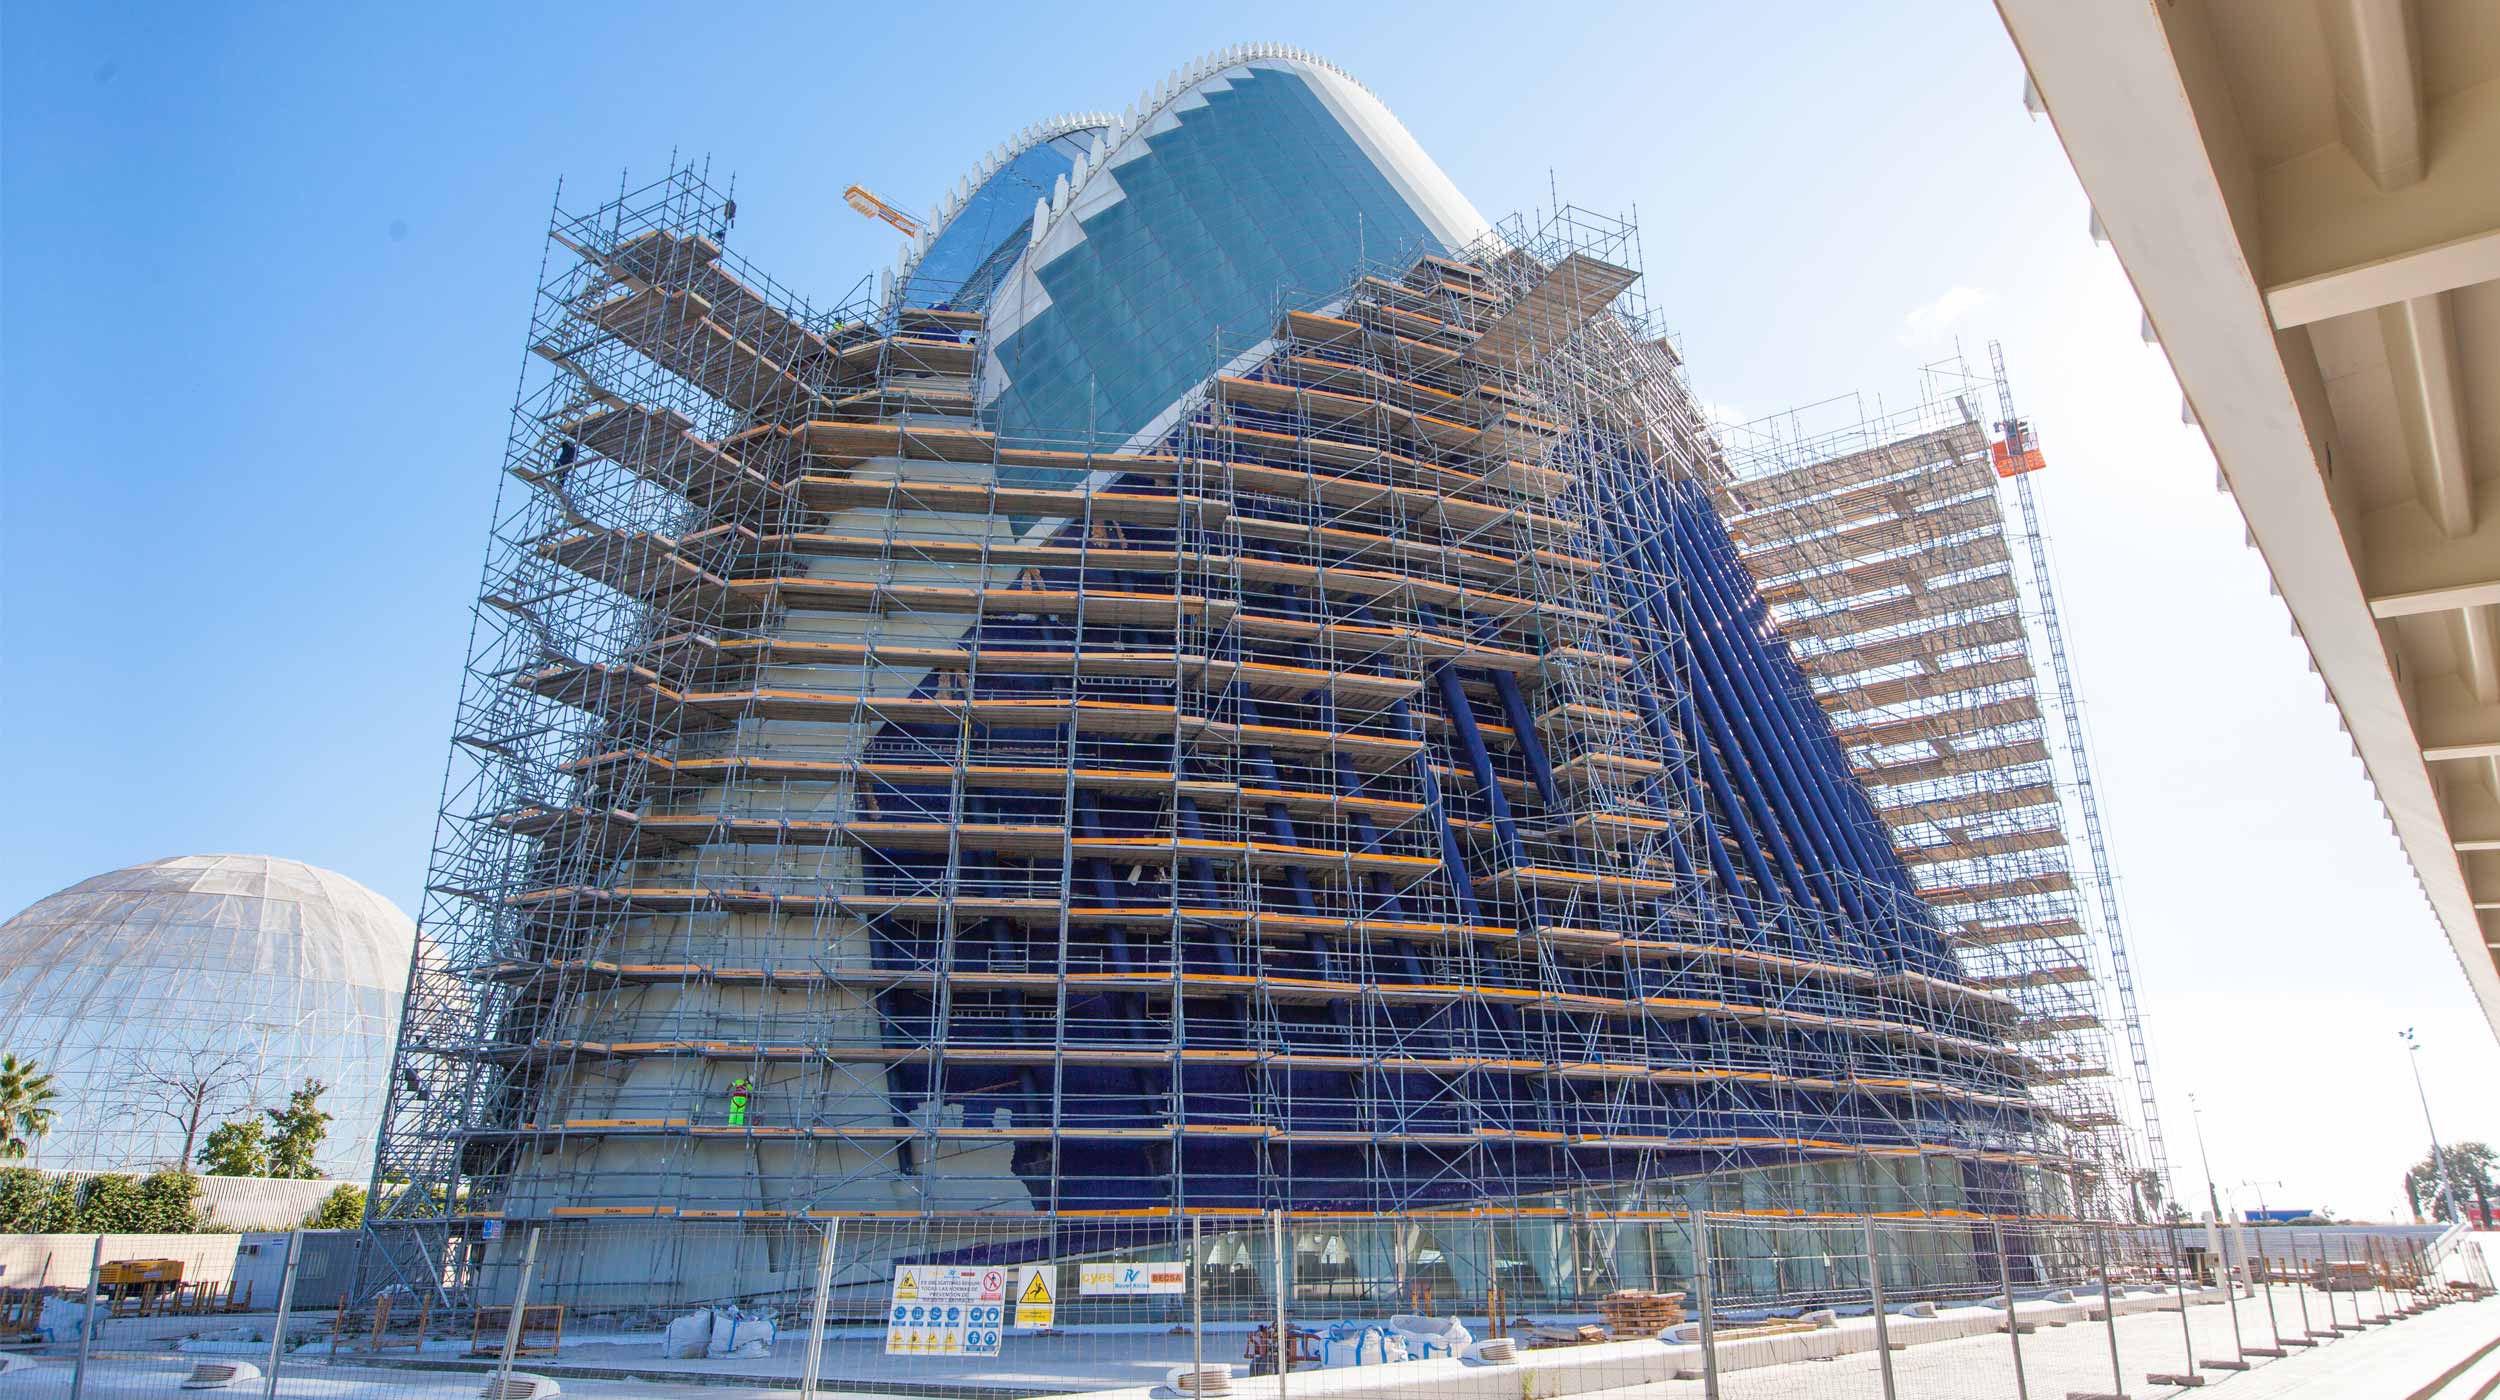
xmin=1013 ymin=1264 xmax=1057 ymax=1329
xmin=893 ymin=1272 xmax=920 ymax=1301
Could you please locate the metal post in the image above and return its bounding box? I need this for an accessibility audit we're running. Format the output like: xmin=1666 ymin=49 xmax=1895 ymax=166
xmin=2368 ymin=1237 xmax=2394 ymax=1321
xmin=2402 ymin=1029 xmax=2458 ymax=1223
xmin=2291 ymin=1231 xmax=2320 ymax=1340
xmin=262 ymin=1230 xmax=304 ymax=1400
xmin=2209 ymin=1215 xmax=2248 ymax=1370
xmin=2149 ymin=1224 xmax=2199 ymax=1387
xmin=2341 ymin=1237 xmax=2377 ymax=1326
xmin=1270 ymin=1209 xmax=1288 ymax=1398
xmin=1993 ymin=1222 xmax=2029 ymax=1400
xmin=1863 ymin=1214 xmax=1898 ymax=1400
xmin=497 ymin=1227 xmax=542 ymax=1399
xmin=2315 ymin=1231 xmax=2343 ymax=1335
xmin=1482 ymin=1214 xmax=1498 ymax=1343
xmin=798 ymin=1219 xmax=840 ymax=1400
xmin=2337 ymin=1233 xmax=2365 ymax=1331
xmin=1190 ymin=1219 xmax=1205 ymax=1390
xmin=2095 ymin=1228 xmax=2125 ymax=1398
xmin=1690 ymin=1209 xmax=1719 ymax=1400
xmin=2310 ymin=1230 xmax=2330 ymax=1340
xmin=68 ymin=1236 xmax=103 ymax=1400
xmin=2240 ymin=1222 xmax=2283 ymax=1356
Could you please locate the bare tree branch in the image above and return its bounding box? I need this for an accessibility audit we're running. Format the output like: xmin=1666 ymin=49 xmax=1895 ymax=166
xmin=132 ymin=1049 xmax=260 ymax=1170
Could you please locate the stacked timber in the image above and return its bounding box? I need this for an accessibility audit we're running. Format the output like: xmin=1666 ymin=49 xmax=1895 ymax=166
xmin=1597 ymin=1288 xmax=1688 ymax=1336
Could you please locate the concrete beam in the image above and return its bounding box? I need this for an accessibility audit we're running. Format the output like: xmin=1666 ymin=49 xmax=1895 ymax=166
xmin=2376 ymin=294 xmax=2475 ymax=536
xmin=2265 ymin=225 xmax=2500 ymax=328
xmin=2316 ymin=0 xmax=2424 ymax=192
xmin=2456 ymin=606 xmax=2500 ymax=703
xmin=2414 ymin=674 xmax=2500 ymax=756
xmin=2359 ymin=503 xmax=2500 ymax=607
xmin=2257 ymin=76 xmax=2500 ymax=292
xmin=2366 ymin=577 xmax=2500 ymax=619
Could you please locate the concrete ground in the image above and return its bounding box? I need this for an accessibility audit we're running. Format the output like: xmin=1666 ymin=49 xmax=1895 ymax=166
xmin=1702 ymin=1284 xmax=2495 ymax=1399
xmin=6 ymin=1282 xmax=2487 ymax=1400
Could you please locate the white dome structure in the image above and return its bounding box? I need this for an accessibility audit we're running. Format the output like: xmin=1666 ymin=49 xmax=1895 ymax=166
xmin=0 ymin=855 xmax=415 ymax=1176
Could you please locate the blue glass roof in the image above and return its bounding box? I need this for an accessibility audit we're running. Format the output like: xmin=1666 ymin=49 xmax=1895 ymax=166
xmin=984 ymin=67 xmax=1446 ymax=451
xmin=907 ymin=129 xmax=1101 ymax=309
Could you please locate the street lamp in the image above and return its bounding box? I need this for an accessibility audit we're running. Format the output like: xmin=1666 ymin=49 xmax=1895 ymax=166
xmin=2400 ymin=1029 xmax=2459 ymax=1224
xmin=2234 ymin=1178 xmax=2285 ymax=1225
xmin=2189 ymin=1095 xmax=2228 ymax=1279
xmin=2189 ymin=1094 xmax=2250 ymax=1367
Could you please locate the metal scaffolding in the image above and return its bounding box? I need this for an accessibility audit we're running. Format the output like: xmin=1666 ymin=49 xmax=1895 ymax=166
xmin=1717 ymin=351 xmax=2167 ymax=1224
xmin=363 ymin=159 xmax=2137 ymax=1308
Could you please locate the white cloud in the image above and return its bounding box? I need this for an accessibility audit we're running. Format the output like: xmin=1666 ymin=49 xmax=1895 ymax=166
xmin=1900 ymin=285 xmax=1994 ymax=346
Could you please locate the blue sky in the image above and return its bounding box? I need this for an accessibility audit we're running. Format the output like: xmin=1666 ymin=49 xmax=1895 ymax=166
xmin=5 ymin=1 xmax=2491 ymax=1216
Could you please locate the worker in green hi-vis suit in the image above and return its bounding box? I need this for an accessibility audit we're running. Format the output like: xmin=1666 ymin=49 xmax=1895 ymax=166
xmin=727 ymin=1077 xmax=754 ymax=1128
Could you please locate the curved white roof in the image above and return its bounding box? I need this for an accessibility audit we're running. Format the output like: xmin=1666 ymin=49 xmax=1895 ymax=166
xmin=894 ymin=44 xmax=1490 ymax=300
xmin=2 ymin=854 xmax=414 ymax=996
xmin=0 ymin=854 xmax=416 ymax=1174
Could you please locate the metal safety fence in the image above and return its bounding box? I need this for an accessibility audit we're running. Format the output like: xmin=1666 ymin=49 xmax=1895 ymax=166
xmin=3 ymin=1217 xmax=2487 ymax=1400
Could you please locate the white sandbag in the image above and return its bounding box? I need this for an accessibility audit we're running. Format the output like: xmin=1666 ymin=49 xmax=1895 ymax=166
xmin=1319 ymin=1324 xmax=1407 ymax=1367
xmin=707 ymin=1306 xmax=778 ymax=1360
xmin=663 ymin=1311 xmax=713 ymax=1359
xmin=1389 ymin=1314 xmax=1469 ymax=1360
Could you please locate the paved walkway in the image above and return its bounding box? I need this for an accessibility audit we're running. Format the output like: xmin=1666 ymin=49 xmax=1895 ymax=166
xmin=12 ymin=1289 xmax=2492 ymax=1400
xmin=2210 ymin=1293 xmax=2500 ymax=1398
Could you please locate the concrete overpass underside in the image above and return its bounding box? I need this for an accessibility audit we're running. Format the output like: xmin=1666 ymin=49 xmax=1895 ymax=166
xmin=1997 ymin=0 xmax=2500 ymax=1036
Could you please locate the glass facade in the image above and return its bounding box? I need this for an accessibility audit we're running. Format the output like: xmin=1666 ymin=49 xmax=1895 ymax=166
xmin=983 ymin=68 xmax=1441 ymax=448
xmin=907 ymin=127 xmax=1100 ymax=308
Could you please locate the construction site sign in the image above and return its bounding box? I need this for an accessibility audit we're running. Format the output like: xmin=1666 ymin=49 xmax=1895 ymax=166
xmin=1011 ymin=1264 xmax=1056 ymax=1329
xmin=883 ymin=1265 xmax=1008 ymax=1357
xmin=1077 ymin=1261 xmax=1186 ymax=1296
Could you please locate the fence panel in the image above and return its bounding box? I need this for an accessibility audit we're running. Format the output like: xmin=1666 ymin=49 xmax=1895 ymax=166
xmin=2 ymin=1214 xmax=2480 ymax=1400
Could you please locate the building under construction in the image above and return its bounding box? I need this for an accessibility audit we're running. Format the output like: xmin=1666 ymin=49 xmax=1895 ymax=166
xmin=1719 ymin=362 xmax=2168 ymax=1225
xmin=367 ymin=47 xmax=2159 ymax=1303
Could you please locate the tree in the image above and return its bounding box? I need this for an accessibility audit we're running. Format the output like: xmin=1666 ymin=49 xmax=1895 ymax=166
xmin=135 ymin=1049 xmax=257 ymax=1170
xmin=198 ymin=1117 xmax=268 ymax=1177
xmin=263 ymin=1081 xmax=331 ymax=1179
xmin=2126 ymin=1169 xmax=2168 ymax=1225
xmin=0 ymin=1054 xmax=58 ymax=1160
xmin=2405 ymin=1141 xmax=2497 ymax=1223
xmin=73 ymin=1171 xmax=203 ymax=1233
xmin=0 ymin=1167 xmax=52 ymax=1231
xmin=306 ymin=1183 xmax=365 ymax=1229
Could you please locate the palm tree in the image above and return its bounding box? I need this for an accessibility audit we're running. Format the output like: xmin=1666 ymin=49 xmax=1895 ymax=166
xmin=0 ymin=1054 xmax=60 ymax=1160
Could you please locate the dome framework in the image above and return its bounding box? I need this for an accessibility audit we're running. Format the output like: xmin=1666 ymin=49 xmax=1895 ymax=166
xmin=0 ymin=854 xmax=415 ymax=1177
